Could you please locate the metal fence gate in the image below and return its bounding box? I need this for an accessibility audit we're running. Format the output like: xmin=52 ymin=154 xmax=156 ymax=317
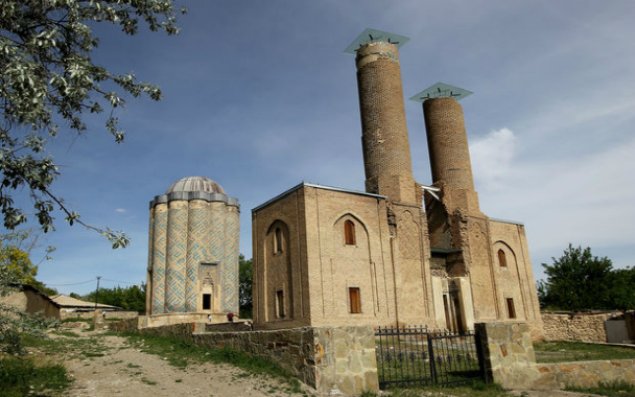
xmin=375 ymin=325 xmax=485 ymax=389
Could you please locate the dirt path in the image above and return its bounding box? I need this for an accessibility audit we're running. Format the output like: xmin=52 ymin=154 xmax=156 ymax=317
xmin=46 ymin=329 xmax=603 ymax=397
xmin=55 ymin=330 xmax=308 ymax=397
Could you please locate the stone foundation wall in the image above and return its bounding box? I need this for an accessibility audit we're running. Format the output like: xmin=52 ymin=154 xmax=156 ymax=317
xmin=541 ymin=311 xmax=623 ymax=342
xmin=139 ymin=312 xmax=227 ymax=328
xmin=476 ymin=322 xmax=635 ymax=390
xmin=312 ymin=326 xmax=378 ymax=395
xmin=117 ymin=322 xmax=378 ymax=396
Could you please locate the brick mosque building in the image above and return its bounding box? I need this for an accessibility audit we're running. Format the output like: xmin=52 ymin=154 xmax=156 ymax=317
xmin=251 ymin=29 xmax=543 ymax=336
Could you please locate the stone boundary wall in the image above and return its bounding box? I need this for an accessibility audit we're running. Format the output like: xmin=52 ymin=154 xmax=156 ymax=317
xmin=110 ymin=317 xmax=140 ymax=333
xmin=204 ymin=321 xmax=252 ymax=332
xmin=60 ymin=310 xmax=139 ymax=321
xmin=541 ymin=311 xmax=623 ymax=342
xmin=476 ymin=322 xmax=635 ymax=390
xmin=533 ymin=359 xmax=635 ymax=389
xmin=114 ymin=322 xmax=378 ymax=396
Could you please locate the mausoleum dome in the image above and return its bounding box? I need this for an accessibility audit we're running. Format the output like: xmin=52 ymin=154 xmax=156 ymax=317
xmin=166 ymin=176 xmax=225 ymax=195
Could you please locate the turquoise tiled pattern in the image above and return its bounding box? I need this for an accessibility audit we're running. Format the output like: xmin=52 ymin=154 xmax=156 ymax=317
xmin=148 ymin=192 xmax=240 ymax=316
xmin=146 ymin=209 xmax=154 ymax=313
xmin=165 ymin=205 xmax=187 ymax=312
xmin=186 ymin=204 xmax=209 ymax=311
xmin=222 ymin=209 xmax=240 ymax=313
xmin=151 ymin=206 xmax=167 ymax=314
xmin=210 ymin=203 xmax=226 ymax=270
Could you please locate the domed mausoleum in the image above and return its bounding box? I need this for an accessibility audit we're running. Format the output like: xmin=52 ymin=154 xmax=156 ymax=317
xmin=145 ymin=176 xmax=239 ymax=325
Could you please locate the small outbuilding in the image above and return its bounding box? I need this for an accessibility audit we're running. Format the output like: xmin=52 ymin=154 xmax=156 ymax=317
xmin=0 ymin=284 xmax=132 ymax=320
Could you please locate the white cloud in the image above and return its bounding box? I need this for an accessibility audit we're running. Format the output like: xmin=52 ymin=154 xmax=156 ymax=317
xmin=470 ymin=128 xmax=516 ymax=189
xmin=475 ymin=133 xmax=635 ymax=272
xmin=114 ymin=208 xmax=127 ymax=213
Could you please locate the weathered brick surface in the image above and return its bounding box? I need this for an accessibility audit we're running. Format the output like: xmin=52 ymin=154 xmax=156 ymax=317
xmin=356 ymin=41 xmax=416 ymax=204
xmin=253 ymin=184 xmax=439 ymax=329
xmin=423 ymin=98 xmax=475 ymax=191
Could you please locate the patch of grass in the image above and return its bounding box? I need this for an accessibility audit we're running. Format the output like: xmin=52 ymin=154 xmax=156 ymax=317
xmin=22 ymin=333 xmax=109 ymax=359
xmin=534 ymin=341 xmax=635 ymax=363
xmin=52 ymin=330 xmax=79 ymax=338
xmin=61 ymin=318 xmax=92 ymax=323
xmin=0 ymin=356 xmax=71 ymax=396
xmin=566 ymin=380 xmax=635 ymax=397
xmin=127 ymin=363 xmax=142 ymax=369
xmin=141 ymin=377 xmax=158 ymax=385
xmin=121 ymin=332 xmax=302 ymax=393
xmin=83 ymin=351 xmax=105 ymax=358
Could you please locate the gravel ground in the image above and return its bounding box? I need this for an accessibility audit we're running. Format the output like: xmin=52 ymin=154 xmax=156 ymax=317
xmin=55 ymin=331 xmax=310 ymax=397
xmin=49 ymin=329 xmax=605 ymax=397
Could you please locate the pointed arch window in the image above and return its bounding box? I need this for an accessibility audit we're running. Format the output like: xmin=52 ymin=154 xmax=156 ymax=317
xmin=274 ymin=227 xmax=283 ymax=254
xmin=498 ymin=249 xmax=507 ymax=267
xmin=344 ymin=220 xmax=356 ymax=245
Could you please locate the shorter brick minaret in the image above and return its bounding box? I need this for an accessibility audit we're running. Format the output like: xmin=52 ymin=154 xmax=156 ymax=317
xmin=411 ymin=83 xmax=480 ymax=214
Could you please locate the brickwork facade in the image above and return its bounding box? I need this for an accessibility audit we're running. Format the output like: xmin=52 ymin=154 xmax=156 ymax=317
xmin=421 ymin=95 xmax=541 ymax=335
xmin=252 ymin=33 xmax=542 ymax=335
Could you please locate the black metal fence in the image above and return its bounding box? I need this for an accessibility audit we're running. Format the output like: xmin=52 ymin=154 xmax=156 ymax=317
xmin=375 ymin=325 xmax=484 ymax=389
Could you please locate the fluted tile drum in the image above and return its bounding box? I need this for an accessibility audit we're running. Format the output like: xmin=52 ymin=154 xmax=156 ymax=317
xmin=146 ymin=176 xmax=240 ymax=320
xmin=150 ymin=204 xmax=168 ymax=313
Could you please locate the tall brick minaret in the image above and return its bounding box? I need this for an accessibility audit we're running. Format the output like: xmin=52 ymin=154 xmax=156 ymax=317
xmin=346 ymin=29 xmax=416 ymax=204
xmin=347 ymin=30 xmax=434 ymax=326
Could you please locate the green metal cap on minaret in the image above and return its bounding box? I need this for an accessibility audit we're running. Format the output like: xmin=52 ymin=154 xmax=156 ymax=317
xmin=410 ymin=82 xmax=473 ymax=102
xmin=344 ymin=28 xmax=410 ymax=54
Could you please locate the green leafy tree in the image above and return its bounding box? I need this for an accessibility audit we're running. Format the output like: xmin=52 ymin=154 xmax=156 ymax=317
xmin=0 ymin=245 xmax=37 ymax=285
xmin=1 ymin=1 xmax=182 ymax=353
xmin=82 ymin=283 xmax=146 ymax=313
xmin=0 ymin=230 xmax=57 ymax=294
xmin=0 ymin=235 xmax=57 ymax=354
xmin=1 ymin=0 xmax=183 ymax=248
xmin=539 ymin=244 xmax=614 ymax=310
xmin=239 ymin=254 xmax=252 ymax=319
xmin=607 ymin=267 xmax=635 ymax=311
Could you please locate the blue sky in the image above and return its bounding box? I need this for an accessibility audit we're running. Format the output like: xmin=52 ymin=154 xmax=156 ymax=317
xmin=9 ymin=1 xmax=635 ymax=295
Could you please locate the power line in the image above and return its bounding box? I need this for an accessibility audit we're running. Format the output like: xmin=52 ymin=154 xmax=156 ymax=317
xmin=100 ymin=278 xmax=143 ymax=286
xmin=45 ymin=279 xmax=95 ymax=286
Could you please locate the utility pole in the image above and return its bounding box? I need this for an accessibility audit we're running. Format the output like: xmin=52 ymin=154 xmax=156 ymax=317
xmin=94 ymin=276 xmax=101 ymax=310
xmin=93 ymin=276 xmax=101 ymax=330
